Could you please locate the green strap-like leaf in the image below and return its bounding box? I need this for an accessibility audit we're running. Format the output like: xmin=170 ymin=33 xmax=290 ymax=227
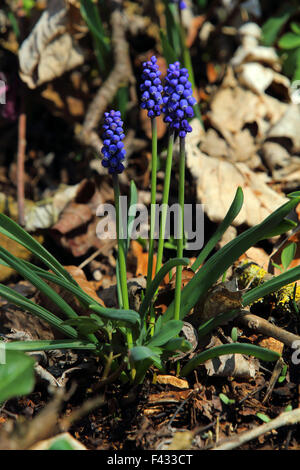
xmin=180 ymin=344 xmax=280 ymax=376
xmin=4 ymin=339 xmax=97 ymax=352
xmin=80 ymin=0 xmax=110 ymax=74
xmin=139 ymin=257 xmax=190 ymax=318
xmin=0 ymin=284 xmax=78 ymax=339
xmin=163 ymin=196 xmax=300 ymax=324
xmin=0 ymin=212 xmax=76 ymax=284
xmin=242 ymin=264 xmax=300 ymax=307
xmin=21 ymin=260 xmax=142 ymax=333
xmin=260 ymin=219 xmax=297 ymax=239
xmin=147 ymin=320 xmax=183 ymax=348
xmin=281 ymin=242 xmax=297 ymax=271
xmin=89 ymin=304 xmax=140 ymax=326
xmin=198 ymin=309 xmax=241 ymax=338
xmin=162 ymin=0 xmax=181 ymax=57
xmin=0 ymin=245 xmax=78 ymax=321
xmin=191 ymin=187 xmax=244 ymax=272
xmin=129 ymin=346 xmax=162 ymax=370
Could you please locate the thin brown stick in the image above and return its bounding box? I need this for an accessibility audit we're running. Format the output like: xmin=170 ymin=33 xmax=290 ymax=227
xmin=17 ymin=101 xmax=26 ymax=226
xmin=237 ymin=312 xmax=300 ymax=348
xmin=213 ymin=407 xmax=300 ymax=450
xmin=60 ymin=394 xmax=105 ymax=431
xmin=78 ymin=1 xmax=133 ymax=155
xmin=78 ymin=248 xmax=102 ymax=269
xmin=0 ymin=388 xmax=65 ymax=450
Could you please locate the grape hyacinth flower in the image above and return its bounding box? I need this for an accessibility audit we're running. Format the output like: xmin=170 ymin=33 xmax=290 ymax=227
xmin=162 ymin=61 xmax=196 ymax=138
xmin=101 ymin=110 xmax=133 ymax=362
xmin=101 ymin=110 xmax=126 ymax=174
xmin=171 ymin=0 xmax=186 ymax=9
xmin=156 ymin=62 xmax=196 ymax=276
xmin=140 ymin=56 xmax=163 ymax=118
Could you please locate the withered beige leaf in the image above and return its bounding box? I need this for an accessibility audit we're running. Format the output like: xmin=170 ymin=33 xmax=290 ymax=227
xmin=267 ymin=104 xmax=300 ymax=153
xmin=186 ymin=119 xmax=287 ymax=227
xmin=205 ymin=353 xmax=258 ymax=379
xmin=208 ymin=85 xmax=287 ymax=140
xmin=19 ymin=0 xmax=84 ymax=88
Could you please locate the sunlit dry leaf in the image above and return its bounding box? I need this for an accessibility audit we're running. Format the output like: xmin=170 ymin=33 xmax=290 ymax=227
xmin=206 ymin=63 xmax=218 ymax=83
xmin=0 ymin=233 xmax=43 ymax=282
xmin=208 ymin=85 xmax=287 ymax=140
xmin=131 ymin=240 xmax=156 ymax=279
xmin=156 ymin=375 xmax=189 ymax=389
xmin=267 ymin=104 xmax=300 ymax=153
xmin=25 ymin=184 xmax=81 ymax=232
xmin=186 ymin=16 xmax=205 ymax=48
xmin=148 ymin=390 xmax=191 ymax=404
xmin=186 ymin=119 xmax=287 ymax=227
xmin=167 ymin=431 xmax=194 ymax=450
xmin=262 ymin=141 xmax=291 ymax=172
xmin=231 ymin=23 xmax=279 ymax=69
xmin=257 ymin=337 xmax=284 ymax=355
xmin=239 ymin=247 xmax=270 ymax=271
xmin=52 ymin=203 xmax=93 ymax=234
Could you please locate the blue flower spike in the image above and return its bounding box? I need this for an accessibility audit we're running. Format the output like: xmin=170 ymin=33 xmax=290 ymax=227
xmin=162 ymin=61 xmax=196 ymax=138
xmin=101 ymin=110 xmax=126 ymax=174
xmin=140 ymin=56 xmax=163 ymax=119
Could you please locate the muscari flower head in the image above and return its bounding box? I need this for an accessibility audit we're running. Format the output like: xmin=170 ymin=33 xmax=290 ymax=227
xmin=171 ymin=0 xmax=186 ymax=10
xmin=140 ymin=56 xmax=163 ymax=118
xmin=101 ymin=110 xmax=126 ymax=174
xmin=162 ymin=61 xmax=196 ymax=138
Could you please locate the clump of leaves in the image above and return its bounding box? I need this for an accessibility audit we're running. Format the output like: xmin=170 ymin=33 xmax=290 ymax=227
xmin=261 ymin=3 xmax=300 ymax=81
xmin=1 ymin=188 xmax=300 ymax=399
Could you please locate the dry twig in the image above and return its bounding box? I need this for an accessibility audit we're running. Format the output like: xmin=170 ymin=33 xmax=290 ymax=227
xmin=213 ymin=407 xmax=300 ymax=450
xmin=78 ymin=0 xmax=134 ymax=155
xmin=17 ymin=100 xmax=26 ymax=226
xmin=237 ymin=312 xmax=300 ymax=348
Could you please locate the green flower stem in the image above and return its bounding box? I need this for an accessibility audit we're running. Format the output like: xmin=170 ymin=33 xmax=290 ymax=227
xmin=174 ymin=138 xmax=185 ymax=322
xmin=147 ymin=119 xmax=159 ymax=336
xmin=147 ymin=118 xmax=158 ymax=290
xmin=156 ymin=130 xmax=175 ymax=273
xmin=112 ymin=174 xmax=132 ymax=350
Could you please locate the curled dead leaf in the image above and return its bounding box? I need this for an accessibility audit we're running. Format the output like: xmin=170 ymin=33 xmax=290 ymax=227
xmin=19 ymin=0 xmax=84 ymax=89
